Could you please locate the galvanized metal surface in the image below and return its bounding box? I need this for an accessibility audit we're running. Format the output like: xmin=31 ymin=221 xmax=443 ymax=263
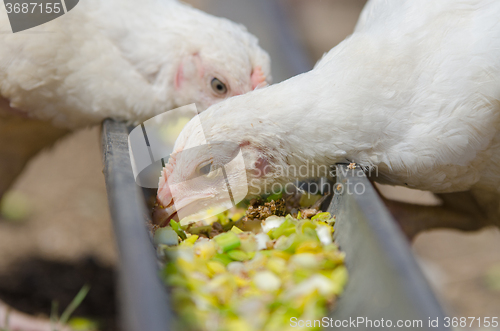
xmin=102 ymin=120 xmax=175 ymax=331
xmin=328 ymin=166 xmax=449 ymax=330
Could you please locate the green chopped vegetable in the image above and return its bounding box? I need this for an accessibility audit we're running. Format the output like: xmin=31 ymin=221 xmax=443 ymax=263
xmin=170 ymin=220 xmax=187 ymax=240
xmin=154 ymin=198 xmax=348 ymax=331
xmin=68 ymin=317 xmax=99 ymax=331
xmin=0 ymin=191 xmax=32 ymax=221
xmin=269 ymin=218 xmax=296 ymax=239
xmin=266 ymin=191 xmax=284 ymax=202
xmin=231 ymin=226 xmax=243 ymax=234
xmin=227 ymin=250 xmax=248 ymax=261
xmin=180 ymin=234 xmax=199 ymax=246
xmin=214 ymin=232 xmax=241 ymax=252
xmin=311 ymin=212 xmax=333 ymax=223
xmin=154 ymin=227 xmax=179 ymax=246
xmin=299 ymin=192 xmax=322 ymax=207
xmin=212 ymin=253 xmax=233 ymax=266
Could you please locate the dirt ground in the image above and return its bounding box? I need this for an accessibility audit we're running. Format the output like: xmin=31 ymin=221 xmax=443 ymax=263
xmin=0 ymin=128 xmax=118 ymax=329
xmin=0 ymin=0 xmax=499 ymax=330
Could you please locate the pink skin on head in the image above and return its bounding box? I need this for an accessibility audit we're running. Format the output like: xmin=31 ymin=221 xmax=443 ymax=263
xmin=174 ymin=63 xmax=183 ymax=90
xmin=156 ymin=142 xmax=269 ymax=211
xmin=155 ymin=157 xmax=177 ymax=225
xmin=251 ymin=66 xmax=267 ymax=89
xmin=174 ymin=54 xmax=204 ymax=91
xmin=157 ymin=158 xmax=175 ymax=206
xmin=175 ymin=56 xmax=267 ymax=93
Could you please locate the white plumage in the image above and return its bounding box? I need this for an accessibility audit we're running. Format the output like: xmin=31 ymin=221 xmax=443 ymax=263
xmin=158 ymin=0 xmax=500 ymax=227
xmin=0 ymin=0 xmax=271 ymax=203
xmin=0 ymin=0 xmax=271 ymax=128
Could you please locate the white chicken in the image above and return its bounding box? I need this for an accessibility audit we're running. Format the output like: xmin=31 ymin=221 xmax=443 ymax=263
xmin=0 ymin=0 xmax=270 ymax=329
xmin=158 ymin=0 xmax=500 ymax=233
xmin=0 ymin=0 xmax=271 ymax=200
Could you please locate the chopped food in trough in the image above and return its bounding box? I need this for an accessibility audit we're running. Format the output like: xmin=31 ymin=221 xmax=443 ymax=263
xmin=153 ymin=193 xmax=348 ymax=331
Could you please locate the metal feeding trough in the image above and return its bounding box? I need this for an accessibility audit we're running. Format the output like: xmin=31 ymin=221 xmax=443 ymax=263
xmin=101 ymin=1 xmax=450 ymax=330
xmin=327 ymin=167 xmax=448 ymax=330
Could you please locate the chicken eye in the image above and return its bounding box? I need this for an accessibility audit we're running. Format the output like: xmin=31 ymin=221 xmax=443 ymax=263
xmin=211 ymin=78 xmax=227 ymax=95
xmin=198 ymin=162 xmax=212 ymax=176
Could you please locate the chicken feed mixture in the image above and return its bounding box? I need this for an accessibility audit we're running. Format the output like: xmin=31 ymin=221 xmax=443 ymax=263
xmin=151 ymin=193 xmax=348 ymax=331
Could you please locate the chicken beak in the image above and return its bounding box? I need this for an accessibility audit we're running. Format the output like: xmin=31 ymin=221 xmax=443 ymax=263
xmin=152 ymin=202 xmax=178 ymax=225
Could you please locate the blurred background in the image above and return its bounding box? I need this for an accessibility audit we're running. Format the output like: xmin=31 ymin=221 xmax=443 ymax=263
xmin=0 ymin=1 xmax=499 ymax=330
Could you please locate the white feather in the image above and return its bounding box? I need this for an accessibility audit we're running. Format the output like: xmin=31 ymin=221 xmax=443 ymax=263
xmin=168 ymin=0 xmax=500 ymax=208
xmin=0 ymin=0 xmax=271 ymax=128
